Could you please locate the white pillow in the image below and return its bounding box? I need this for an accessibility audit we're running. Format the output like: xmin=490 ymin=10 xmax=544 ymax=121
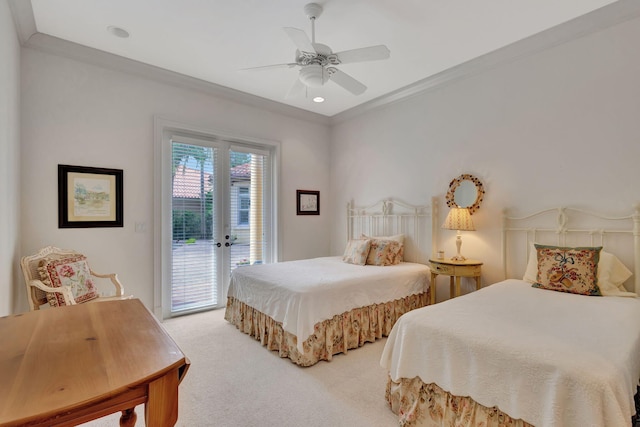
xmin=522 ymin=244 xmax=539 ymax=284
xmin=522 ymin=243 xmax=636 ymax=296
xmin=361 ymin=233 xmax=404 ymax=244
xmin=599 ymin=251 xmax=634 ymax=294
xmin=342 ymin=239 xmax=372 ymax=266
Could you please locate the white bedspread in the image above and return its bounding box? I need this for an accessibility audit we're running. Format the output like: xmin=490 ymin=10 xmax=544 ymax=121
xmin=227 ymin=256 xmax=429 ymax=352
xmin=380 ymin=279 xmax=640 ymax=426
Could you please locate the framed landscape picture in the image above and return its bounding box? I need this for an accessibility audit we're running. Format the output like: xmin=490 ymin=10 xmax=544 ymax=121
xmin=58 ymin=164 xmax=123 ymax=228
xmin=296 ymin=190 xmax=320 ymax=215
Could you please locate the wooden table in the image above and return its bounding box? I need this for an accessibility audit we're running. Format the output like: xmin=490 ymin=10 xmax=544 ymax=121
xmin=429 ymin=258 xmax=483 ymax=304
xmin=0 ymin=299 xmax=189 ymax=427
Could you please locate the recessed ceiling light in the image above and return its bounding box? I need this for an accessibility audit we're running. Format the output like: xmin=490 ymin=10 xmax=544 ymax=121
xmin=313 ymin=96 xmax=325 ymax=103
xmin=107 ymin=26 xmax=130 ymax=39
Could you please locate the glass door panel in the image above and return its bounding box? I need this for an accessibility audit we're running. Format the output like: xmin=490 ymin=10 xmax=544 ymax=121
xmin=170 ymin=141 xmax=220 ymax=313
xmin=229 ymin=149 xmax=270 ymax=273
xmin=164 ymin=137 xmax=274 ymax=317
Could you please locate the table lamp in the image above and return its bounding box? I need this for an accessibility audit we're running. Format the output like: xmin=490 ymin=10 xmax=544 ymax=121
xmin=442 ymin=207 xmax=475 ymax=261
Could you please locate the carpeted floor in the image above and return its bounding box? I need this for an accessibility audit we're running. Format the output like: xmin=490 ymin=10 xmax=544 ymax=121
xmin=82 ymin=307 xmax=399 ymax=427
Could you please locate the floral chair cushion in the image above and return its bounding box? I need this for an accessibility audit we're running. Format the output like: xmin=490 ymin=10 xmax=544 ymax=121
xmin=532 ymin=244 xmax=602 ymax=296
xmin=366 ymin=239 xmax=404 ymax=266
xmin=342 ymin=239 xmax=372 ymax=265
xmin=38 ymin=254 xmax=99 ymax=307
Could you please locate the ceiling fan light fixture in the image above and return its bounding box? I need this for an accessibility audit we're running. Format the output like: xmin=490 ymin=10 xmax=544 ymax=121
xmin=298 ymin=64 xmax=329 ymax=88
xmin=242 ymin=2 xmax=389 ymax=99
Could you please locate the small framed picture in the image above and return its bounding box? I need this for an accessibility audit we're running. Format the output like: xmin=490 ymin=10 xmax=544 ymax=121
xmin=296 ymin=190 xmax=320 ymax=215
xmin=58 ymin=164 xmax=124 ymax=228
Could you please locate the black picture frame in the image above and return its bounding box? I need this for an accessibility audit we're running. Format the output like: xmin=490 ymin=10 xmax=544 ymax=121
xmin=58 ymin=164 xmax=124 ymax=228
xmin=296 ymin=190 xmax=320 ymax=215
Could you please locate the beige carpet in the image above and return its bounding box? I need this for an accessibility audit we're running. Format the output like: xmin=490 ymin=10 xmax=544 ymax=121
xmin=82 ymin=308 xmax=399 ymax=427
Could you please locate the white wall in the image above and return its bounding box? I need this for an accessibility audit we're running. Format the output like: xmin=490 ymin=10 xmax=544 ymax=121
xmin=330 ymin=15 xmax=640 ymax=300
xmin=0 ymin=0 xmax=21 ymax=316
xmin=13 ymin=10 xmax=640 ymax=312
xmin=19 ymin=45 xmax=331 ymax=314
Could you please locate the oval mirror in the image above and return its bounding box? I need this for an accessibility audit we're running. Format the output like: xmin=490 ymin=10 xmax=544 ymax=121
xmin=446 ymin=174 xmax=485 ymax=214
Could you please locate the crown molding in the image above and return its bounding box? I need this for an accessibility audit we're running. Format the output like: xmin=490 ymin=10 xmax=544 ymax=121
xmin=330 ymin=0 xmax=640 ymax=124
xmin=9 ymin=0 xmax=328 ymax=124
xmin=19 ymin=32 xmax=331 ymax=127
xmin=10 ymin=0 xmax=640 ymax=127
xmin=8 ymin=0 xmax=36 ymax=44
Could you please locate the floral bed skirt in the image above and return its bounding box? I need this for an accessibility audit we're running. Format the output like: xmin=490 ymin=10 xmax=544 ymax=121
xmin=386 ymin=376 xmax=533 ymax=427
xmin=224 ymin=291 xmax=429 ymax=367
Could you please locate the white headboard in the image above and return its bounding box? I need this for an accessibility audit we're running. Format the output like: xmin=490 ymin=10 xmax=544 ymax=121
xmin=347 ymin=197 xmax=438 ymax=264
xmin=502 ymin=205 xmax=640 ymax=294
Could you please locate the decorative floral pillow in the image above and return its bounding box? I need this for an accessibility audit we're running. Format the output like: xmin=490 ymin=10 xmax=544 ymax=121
xmin=343 ymin=239 xmax=372 ymax=265
xmin=366 ymin=239 xmax=404 ymax=266
xmin=39 ymin=254 xmax=99 ymax=307
xmin=532 ymin=244 xmax=602 ymax=296
xmin=362 ymin=234 xmax=405 ymax=262
xmin=523 ymin=243 xmax=635 ymax=296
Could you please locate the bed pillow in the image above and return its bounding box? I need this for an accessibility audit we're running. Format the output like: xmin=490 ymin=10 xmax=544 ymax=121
xmin=366 ymin=239 xmax=404 ymax=266
xmin=343 ymin=239 xmax=372 ymax=265
xmin=523 ymin=244 xmax=635 ymax=296
xmin=38 ymin=254 xmax=99 ymax=307
xmin=362 ymin=233 xmax=404 ymax=244
xmin=362 ymin=234 xmax=405 ymax=262
xmin=599 ymin=251 xmax=634 ymax=292
xmin=532 ymin=244 xmax=602 ymax=296
xmin=522 ymin=244 xmax=539 ymax=284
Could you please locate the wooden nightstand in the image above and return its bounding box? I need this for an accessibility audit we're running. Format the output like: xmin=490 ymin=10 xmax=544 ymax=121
xmin=428 ymin=258 xmax=483 ymax=304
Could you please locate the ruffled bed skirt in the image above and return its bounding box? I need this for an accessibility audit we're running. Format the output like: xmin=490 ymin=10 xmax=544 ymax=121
xmin=224 ymin=291 xmax=429 ymax=367
xmin=385 ymin=376 xmax=533 ymax=427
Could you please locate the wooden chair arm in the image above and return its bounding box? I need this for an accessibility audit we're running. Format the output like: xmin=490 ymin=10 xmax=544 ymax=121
xmin=28 ymin=279 xmax=76 ymax=305
xmin=90 ymin=270 xmax=125 ymax=296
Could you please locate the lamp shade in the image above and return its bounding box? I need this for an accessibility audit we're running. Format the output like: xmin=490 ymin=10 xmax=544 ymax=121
xmin=442 ymin=207 xmax=475 ymax=231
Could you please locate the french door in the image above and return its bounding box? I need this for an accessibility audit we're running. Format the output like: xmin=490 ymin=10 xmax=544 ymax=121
xmin=160 ymin=131 xmax=275 ymax=317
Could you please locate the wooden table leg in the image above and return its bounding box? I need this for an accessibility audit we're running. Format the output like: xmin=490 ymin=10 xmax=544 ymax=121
xmin=145 ymin=369 xmax=180 ymax=427
xmin=476 ymin=275 xmax=481 ymax=291
xmin=449 ymin=276 xmax=454 ymax=298
xmin=120 ymin=408 xmax=137 ymax=427
xmin=430 ymin=273 xmax=437 ymax=305
xmin=455 ymin=276 xmax=462 ymax=297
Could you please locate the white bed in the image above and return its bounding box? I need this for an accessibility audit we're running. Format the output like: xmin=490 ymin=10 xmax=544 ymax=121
xmin=381 ymin=205 xmax=640 ymax=426
xmin=224 ymin=198 xmax=437 ymax=366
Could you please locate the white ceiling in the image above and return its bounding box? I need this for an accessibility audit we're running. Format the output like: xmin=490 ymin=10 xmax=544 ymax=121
xmin=18 ymin=0 xmax=624 ymax=117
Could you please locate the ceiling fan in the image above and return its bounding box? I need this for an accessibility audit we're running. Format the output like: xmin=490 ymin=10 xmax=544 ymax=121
xmin=242 ymin=2 xmax=390 ymax=98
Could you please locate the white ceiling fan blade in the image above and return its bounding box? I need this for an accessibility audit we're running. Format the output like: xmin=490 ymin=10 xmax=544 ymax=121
xmin=335 ymin=45 xmax=390 ymax=64
xmin=285 ymin=77 xmax=306 ymax=99
xmin=328 ymin=68 xmax=367 ymax=95
xmin=283 ymin=27 xmax=316 ymax=53
xmin=239 ymin=63 xmax=297 ymax=72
